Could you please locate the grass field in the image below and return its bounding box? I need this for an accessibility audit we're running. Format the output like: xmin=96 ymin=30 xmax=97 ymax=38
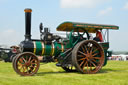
xmin=0 ymin=61 xmax=128 ymax=85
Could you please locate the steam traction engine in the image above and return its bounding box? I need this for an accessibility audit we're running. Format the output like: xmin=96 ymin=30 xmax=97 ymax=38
xmin=12 ymin=9 xmax=119 ymax=76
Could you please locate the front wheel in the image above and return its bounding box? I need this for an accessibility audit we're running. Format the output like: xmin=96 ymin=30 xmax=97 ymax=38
xmin=13 ymin=52 xmax=40 ymax=76
xmin=72 ymin=40 xmax=105 ymax=74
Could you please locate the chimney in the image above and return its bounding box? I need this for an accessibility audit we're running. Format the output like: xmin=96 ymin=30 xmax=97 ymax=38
xmin=24 ymin=8 xmax=32 ymax=41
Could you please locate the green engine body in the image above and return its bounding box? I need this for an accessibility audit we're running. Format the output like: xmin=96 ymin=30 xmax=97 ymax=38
xmin=20 ymin=31 xmax=110 ymax=66
xmin=20 ymin=40 xmax=65 ymax=57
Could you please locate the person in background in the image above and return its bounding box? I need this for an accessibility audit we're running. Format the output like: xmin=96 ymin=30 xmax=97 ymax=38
xmin=93 ymin=30 xmax=103 ymax=42
xmin=89 ymin=33 xmax=93 ymax=40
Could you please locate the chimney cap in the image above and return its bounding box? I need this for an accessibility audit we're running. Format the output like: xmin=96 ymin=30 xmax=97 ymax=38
xmin=24 ymin=8 xmax=32 ymax=13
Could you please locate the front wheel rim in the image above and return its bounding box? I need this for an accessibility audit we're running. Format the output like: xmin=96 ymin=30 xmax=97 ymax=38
xmin=13 ymin=52 xmax=40 ymax=76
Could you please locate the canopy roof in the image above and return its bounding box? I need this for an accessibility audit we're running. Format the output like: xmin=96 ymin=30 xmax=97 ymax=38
xmin=56 ymin=21 xmax=119 ymax=33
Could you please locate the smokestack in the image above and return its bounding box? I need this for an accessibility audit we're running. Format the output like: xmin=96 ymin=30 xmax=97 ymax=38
xmin=24 ymin=8 xmax=32 ymax=41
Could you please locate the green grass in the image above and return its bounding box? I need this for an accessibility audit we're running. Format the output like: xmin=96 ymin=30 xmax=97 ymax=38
xmin=0 ymin=61 xmax=128 ymax=85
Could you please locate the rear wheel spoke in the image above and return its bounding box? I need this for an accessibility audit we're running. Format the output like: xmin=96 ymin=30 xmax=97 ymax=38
xmin=89 ymin=47 xmax=93 ymax=55
xmin=84 ymin=45 xmax=89 ymax=54
xmin=92 ymin=59 xmax=97 ymax=63
xmin=90 ymin=63 xmax=92 ymax=71
xmin=78 ymin=51 xmax=87 ymax=56
xmin=89 ymin=60 xmax=97 ymax=68
xmin=93 ymin=57 xmax=101 ymax=60
xmin=92 ymin=53 xmax=98 ymax=57
xmin=80 ymin=60 xmax=85 ymax=67
xmin=81 ymin=46 xmax=85 ymax=52
xmin=78 ymin=58 xmax=86 ymax=61
xmin=92 ymin=48 xmax=98 ymax=54
xmin=86 ymin=63 xmax=89 ymax=73
xmin=82 ymin=61 xmax=87 ymax=69
xmin=77 ymin=55 xmax=85 ymax=57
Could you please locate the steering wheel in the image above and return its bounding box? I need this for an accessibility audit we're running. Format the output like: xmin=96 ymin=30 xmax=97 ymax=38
xmin=69 ymin=28 xmax=90 ymax=46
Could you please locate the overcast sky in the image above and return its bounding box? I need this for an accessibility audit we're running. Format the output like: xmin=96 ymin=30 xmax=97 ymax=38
xmin=0 ymin=0 xmax=127 ymax=51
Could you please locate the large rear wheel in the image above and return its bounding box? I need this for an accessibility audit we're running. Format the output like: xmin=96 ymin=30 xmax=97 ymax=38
xmin=13 ymin=52 xmax=40 ymax=76
xmin=72 ymin=40 xmax=104 ymax=74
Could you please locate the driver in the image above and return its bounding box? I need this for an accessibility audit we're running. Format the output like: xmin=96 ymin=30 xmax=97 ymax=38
xmin=93 ymin=30 xmax=103 ymax=42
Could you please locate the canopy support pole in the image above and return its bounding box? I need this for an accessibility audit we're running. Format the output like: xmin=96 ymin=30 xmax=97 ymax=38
xmin=107 ymin=29 xmax=109 ymax=42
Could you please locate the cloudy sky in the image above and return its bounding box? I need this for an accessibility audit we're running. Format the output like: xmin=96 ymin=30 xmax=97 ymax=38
xmin=0 ymin=0 xmax=127 ymax=51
